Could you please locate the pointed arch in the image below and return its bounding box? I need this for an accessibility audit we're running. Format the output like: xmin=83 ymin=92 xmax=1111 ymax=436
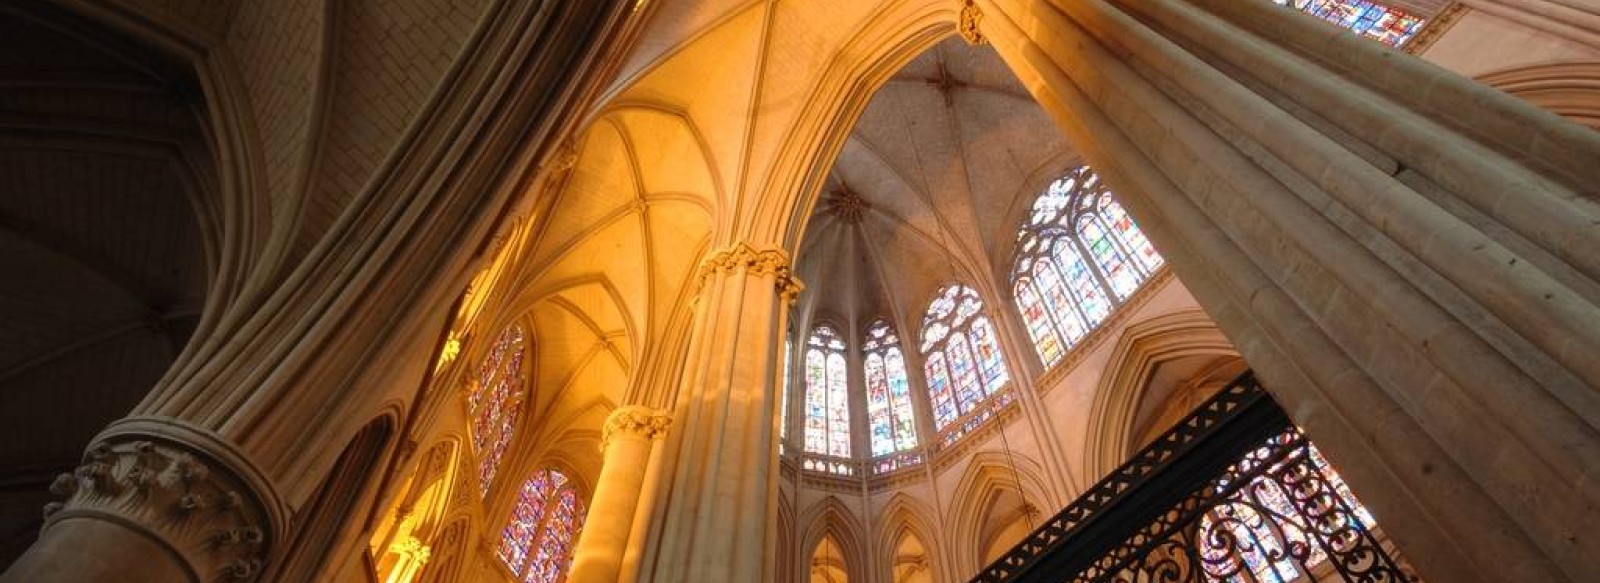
xmin=1082 ymin=310 xmax=1240 ymax=478
xmin=946 ymin=451 xmax=1053 ymax=576
xmin=797 ymin=497 xmax=870 ymax=583
xmin=874 ymin=494 xmax=944 ymax=583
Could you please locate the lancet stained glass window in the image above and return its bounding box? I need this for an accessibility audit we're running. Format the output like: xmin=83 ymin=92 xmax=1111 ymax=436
xmin=469 ymin=325 xmax=527 ymax=496
xmin=804 ymin=325 xmax=852 ymax=458
xmin=920 ymin=285 xmax=1010 ymax=430
xmin=498 ymin=468 xmax=587 ymax=583
xmin=1272 ymin=0 xmax=1425 ymax=48
xmin=864 ymin=320 xmax=918 ymax=457
xmin=1013 ymin=165 xmax=1163 ymax=368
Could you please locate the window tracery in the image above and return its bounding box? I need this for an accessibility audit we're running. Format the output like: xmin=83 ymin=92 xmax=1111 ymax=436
xmin=1272 ymin=0 xmax=1425 ymax=47
xmin=469 ymin=325 xmax=527 ymax=496
xmin=864 ymin=320 xmax=918 ymax=459
xmin=804 ymin=325 xmax=852 ymax=459
xmin=1013 ymin=166 xmax=1163 ymax=368
xmin=497 ymin=468 xmax=586 ymax=583
xmin=920 ymin=285 xmax=1010 ymax=432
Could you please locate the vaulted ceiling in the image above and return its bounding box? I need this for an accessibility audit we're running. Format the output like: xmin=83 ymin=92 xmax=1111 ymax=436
xmin=795 ymin=37 xmax=1076 ymax=340
xmin=0 ymin=7 xmax=215 ymax=563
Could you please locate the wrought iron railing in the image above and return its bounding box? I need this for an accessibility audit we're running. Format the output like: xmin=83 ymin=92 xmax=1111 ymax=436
xmin=970 ymin=372 xmax=1419 ymax=583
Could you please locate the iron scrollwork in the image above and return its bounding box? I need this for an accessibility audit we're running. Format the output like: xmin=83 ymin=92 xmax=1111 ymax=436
xmin=971 ymin=373 xmax=1420 ymax=583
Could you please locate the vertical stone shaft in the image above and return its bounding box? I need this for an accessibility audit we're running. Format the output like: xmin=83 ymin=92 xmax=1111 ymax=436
xmin=978 ymin=0 xmax=1600 ymax=580
xmin=639 ymin=244 xmax=799 ymax=583
xmin=569 ymin=406 xmax=671 ymax=583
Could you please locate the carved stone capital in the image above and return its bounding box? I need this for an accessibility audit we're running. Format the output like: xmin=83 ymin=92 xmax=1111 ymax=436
xmin=695 ymin=242 xmax=805 ymax=302
xmin=601 ymin=405 xmax=673 ymax=451
xmin=43 ymin=419 xmax=283 ymax=582
xmin=959 ymin=0 xmax=986 ymax=45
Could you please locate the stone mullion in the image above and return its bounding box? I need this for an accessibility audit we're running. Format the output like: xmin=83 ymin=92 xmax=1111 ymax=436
xmin=642 ymin=244 xmax=797 ymax=583
xmin=978 ymin=0 xmax=1584 ymax=581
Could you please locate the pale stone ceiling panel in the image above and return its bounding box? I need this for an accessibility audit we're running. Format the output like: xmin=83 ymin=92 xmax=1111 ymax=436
xmin=533 ymin=122 xmax=642 ymax=264
xmin=737 ymin=0 xmax=882 ymax=204
xmin=645 ymin=203 xmax=713 ymax=322
xmin=529 ymin=300 xmax=626 ymax=419
xmin=609 ymin=0 xmax=754 ymax=95
xmin=624 ymin=5 xmax=765 ymax=203
xmin=613 ymin=110 xmax=717 ymax=204
xmin=798 ymin=37 xmax=1076 ymax=337
xmin=538 ymin=218 xmax=651 ymax=342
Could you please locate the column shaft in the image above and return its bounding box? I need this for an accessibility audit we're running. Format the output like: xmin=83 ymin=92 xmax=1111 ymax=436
xmin=977 ymin=0 xmax=1600 ymax=580
xmin=569 ymin=406 xmax=670 ymax=583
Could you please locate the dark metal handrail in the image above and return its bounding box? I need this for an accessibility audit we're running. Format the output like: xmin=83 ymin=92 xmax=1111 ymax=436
xmin=969 ymin=371 xmax=1417 ymax=583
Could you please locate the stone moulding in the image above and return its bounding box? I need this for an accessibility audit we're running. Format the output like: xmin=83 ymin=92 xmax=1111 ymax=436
xmin=42 ymin=418 xmax=284 ymax=582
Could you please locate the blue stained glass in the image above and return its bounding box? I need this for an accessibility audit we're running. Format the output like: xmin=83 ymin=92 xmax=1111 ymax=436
xmin=884 ymin=348 xmax=918 ymax=451
xmin=946 ymin=332 xmax=984 ymax=414
xmin=1017 ymin=282 xmax=1065 ymax=366
xmin=925 ymin=352 xmax=957 ymax=428
xmin=498 ymin=469 xmax=585 ymax=583
xmin=1035 ymin=259 xmax=1088 ymax=343
xmin=1276 ymin=0 xmax=1425 ymax=47
xmin=969 ymin=317 xmax=1009 ymax=394
xmin=1079 ymin=215 xmax=1142 ymax=300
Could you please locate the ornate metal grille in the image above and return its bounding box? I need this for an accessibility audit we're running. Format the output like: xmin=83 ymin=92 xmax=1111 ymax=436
xmin=971 ymin=372 xmax=1420 ymax=583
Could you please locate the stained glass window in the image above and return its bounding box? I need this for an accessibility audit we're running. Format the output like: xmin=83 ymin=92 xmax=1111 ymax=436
xmin=1012 ymin=165 xmax=1163 ymax=368
xmin=498 ymin=468 xmax=587 ymax=583
xmin=864 ymin=320 xmax=918 ymax=457
xmin=780 ymin=336 xmax=792 ymax=448
xmin=470 ymin=326 xmax=527 ymax=496
xmin=1272 ymin=0 xmax=1425 ymax=48
xmin=803 ymin=325 xmax=851 ymax=458
xmin=920 ymin=285 xmax=1011 ymax=431
xmin=1198 ymin=442 xmax=1378 ymax=583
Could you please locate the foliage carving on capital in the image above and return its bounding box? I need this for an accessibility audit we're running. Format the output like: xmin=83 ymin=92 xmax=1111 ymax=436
xmin=959 ymin=0 xmax=986 ymax=46
xmin=44 ymin=436 xmax=273 ymax=581
xmin=696 ymin=242 xmax=806 ymax=302
xmin=601 ymin=406 xmax=673 ymax=451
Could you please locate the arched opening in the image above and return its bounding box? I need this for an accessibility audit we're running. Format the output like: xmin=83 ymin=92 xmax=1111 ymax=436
xmin=890 ymin=529 xmax=933 ymax=583
xmin=810 ymin=533 xmax=850 ymax=583
xmin=976 ymin=488 xmax=1032 ymax=567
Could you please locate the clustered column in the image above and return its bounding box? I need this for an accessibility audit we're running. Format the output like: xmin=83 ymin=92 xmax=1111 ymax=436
xmin=639 ymin=243 xmax=800 ymax=583
xmin=569 ymin=405 xmax=672 ymax=583
xmin=972 ymin=0 xmax=1600 ymax=581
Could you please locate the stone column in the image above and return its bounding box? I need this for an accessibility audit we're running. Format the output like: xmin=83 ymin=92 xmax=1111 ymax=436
xmin=0 ymin=419 xmax=281 ymax=583
xmin=972 ymin=0 xmax=1600 ymax=581
xmin=568 ymin=406 xmax=671 ymax=583
xmin=638 ymin=243 xmax=800 ymax=583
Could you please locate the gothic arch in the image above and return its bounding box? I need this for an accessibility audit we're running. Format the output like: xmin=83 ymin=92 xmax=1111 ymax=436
xmin=1082 ymin=310 xmax=1238 ymax=478
xmin=1477 ymin=62 xmax=1600 ymax=130
xmin=874 ymin=494 xmax=945 ymax=583
xmin=797 ymin=496 xmax=870 ymax=583
xmin=945 ymin=451 xmax=1053 ymax=576
xmin=749 ymin=0 xmax=959 ymax=247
